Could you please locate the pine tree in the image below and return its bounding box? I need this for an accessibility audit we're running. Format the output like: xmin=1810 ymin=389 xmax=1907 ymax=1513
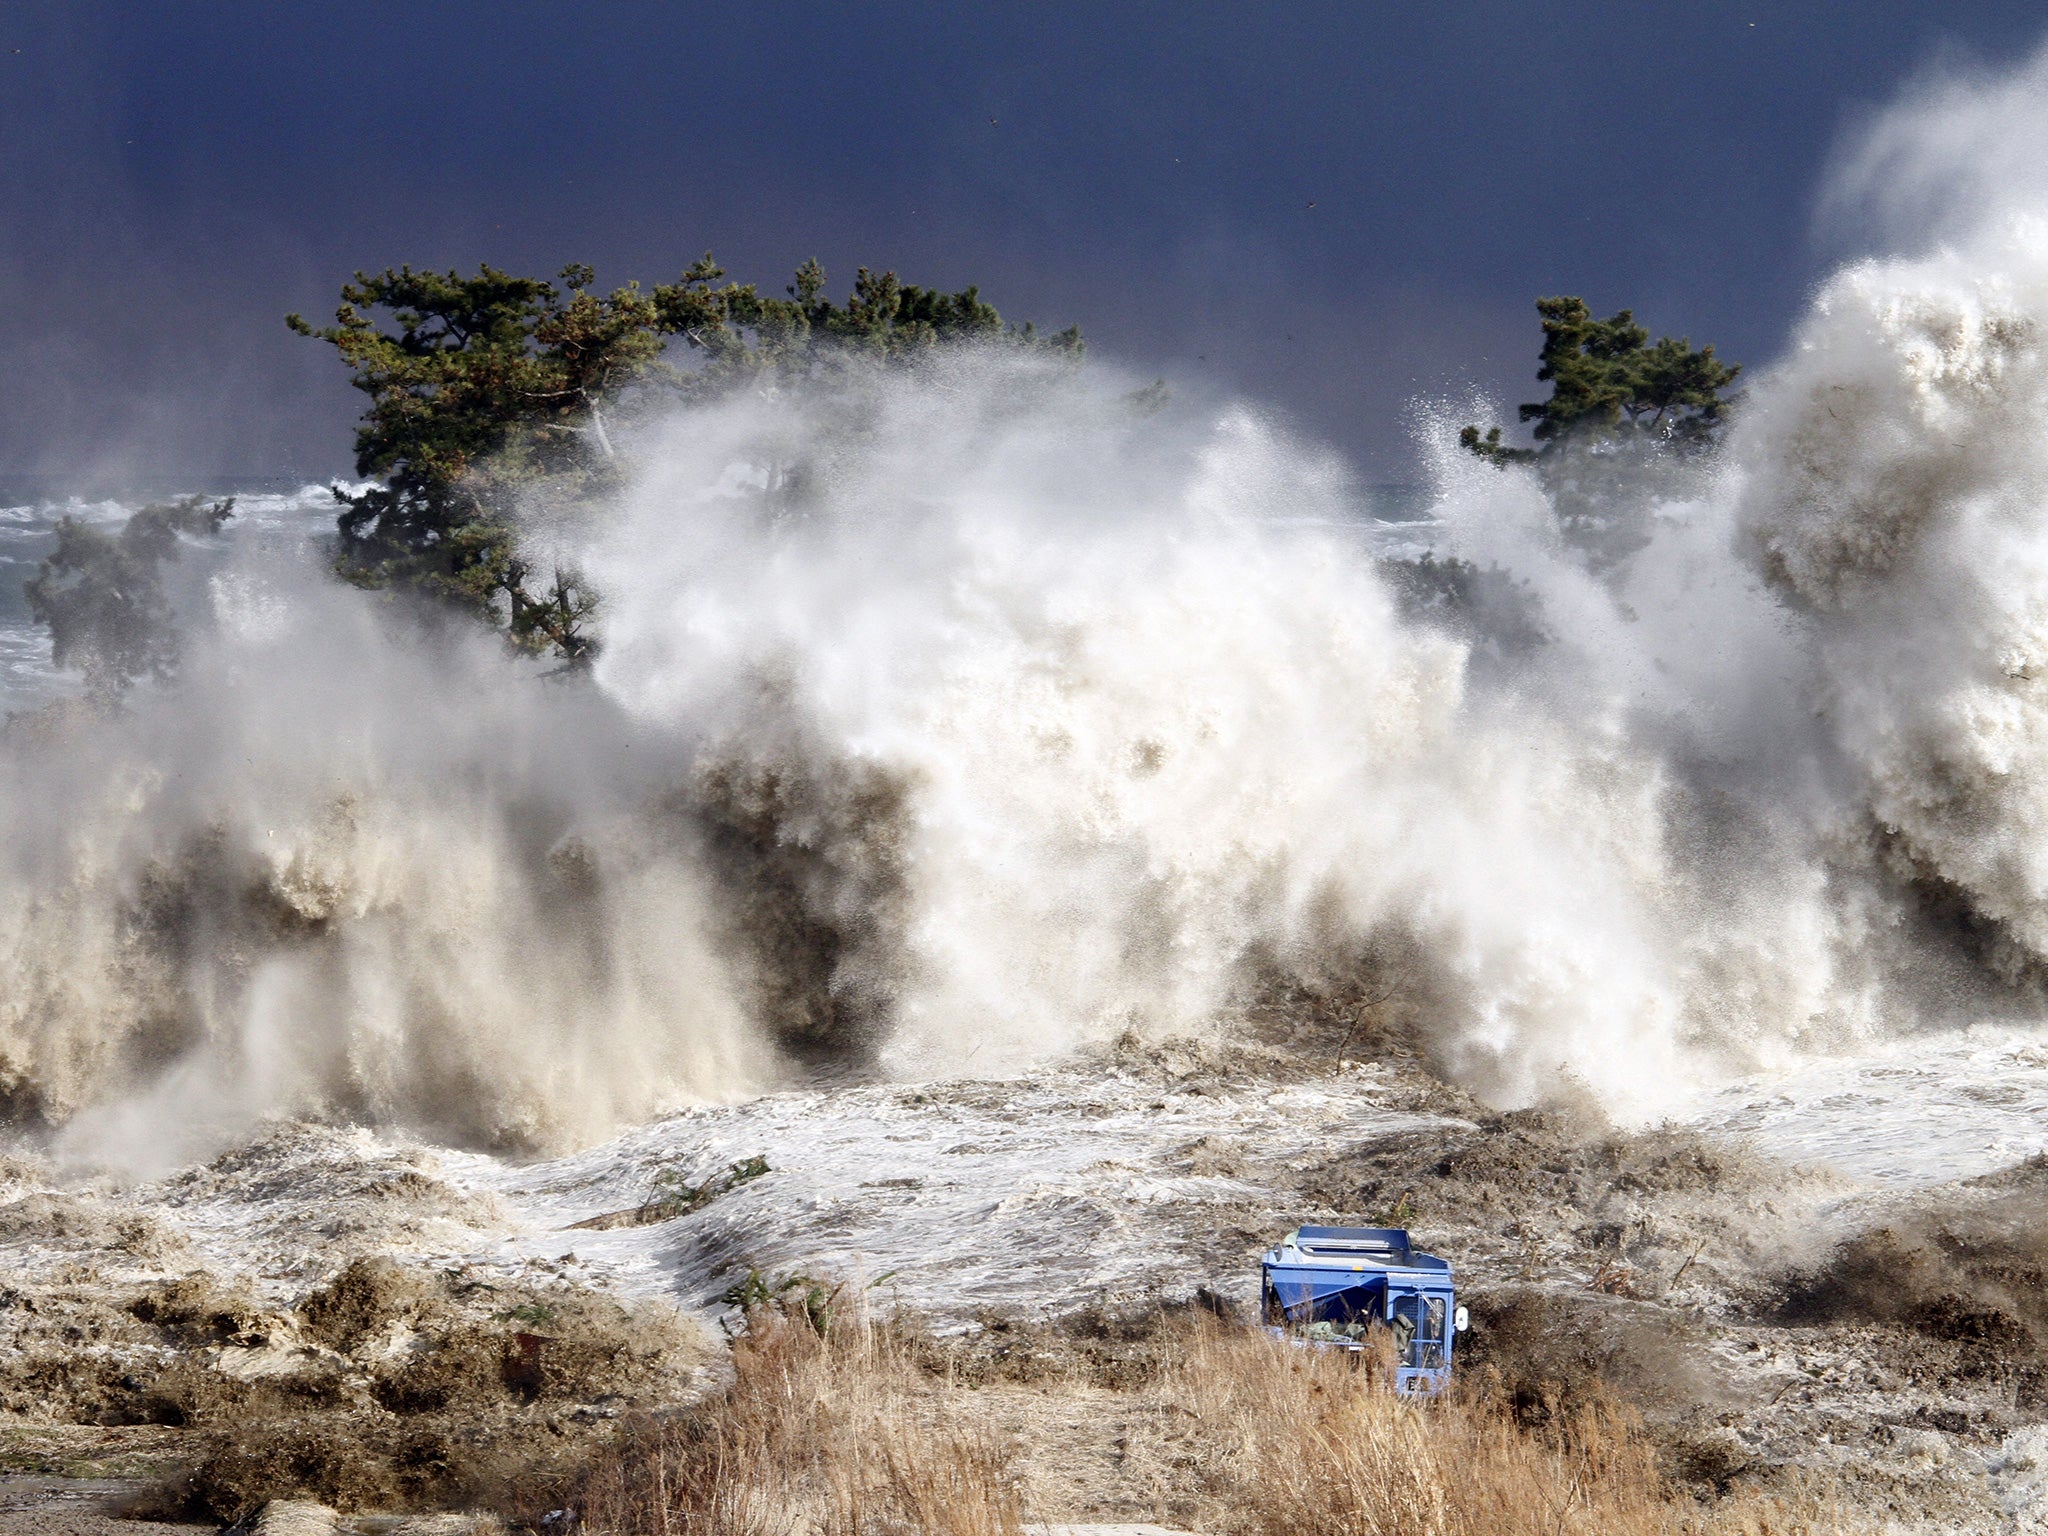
xmin=291 ymin=258 xmax=1080 ymax=661
xmin=1462 ymin=297 xmax=1740 ymax=462
xmin=1460 ymin=297 xmax=1741 ymax=564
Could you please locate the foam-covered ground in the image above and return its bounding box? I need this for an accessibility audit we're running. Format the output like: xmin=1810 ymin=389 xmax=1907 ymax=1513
xmin=4 ymin=1047 xmax=1461 ymax=1319
xmin=1684 ymin=1021 xmax=2048 ymax=1188
xmin=8 ymin=1033 xmax=2048 ymax=1530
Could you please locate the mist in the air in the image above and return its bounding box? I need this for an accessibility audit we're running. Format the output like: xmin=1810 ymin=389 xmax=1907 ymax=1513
xmin=13 ymin=43 xmax=2048 ymax=1172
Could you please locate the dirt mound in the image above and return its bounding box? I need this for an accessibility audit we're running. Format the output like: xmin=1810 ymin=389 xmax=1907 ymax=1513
xmin=163 ymin=1261 xmax=703 ymax=1520
xmin=0 ymin=1255 xmax=709 ymax=1522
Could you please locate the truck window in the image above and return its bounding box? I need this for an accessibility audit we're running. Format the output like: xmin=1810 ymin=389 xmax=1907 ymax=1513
xmin=1273 ymin=1283 xmax=1378 ymax=1343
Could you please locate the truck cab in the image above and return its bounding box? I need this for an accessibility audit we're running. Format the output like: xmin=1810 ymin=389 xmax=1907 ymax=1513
xmin=1260 ymin=1225 xmax=1466 ymax=1394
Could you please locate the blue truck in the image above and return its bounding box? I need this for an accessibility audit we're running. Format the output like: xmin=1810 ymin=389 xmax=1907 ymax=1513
xmin=1260 ymin=1225 xmax=1467 ymax=1393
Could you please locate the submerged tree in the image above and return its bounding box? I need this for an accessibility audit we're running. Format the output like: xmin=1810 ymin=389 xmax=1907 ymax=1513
xmin=26 ymin=496 xmax=234 ymax=702
xmin=1460 ymin=297 xmax=1741 ymax=565
xmin=291 ymin=257 xmax=1080 ymax=661
xmin=1379 ymin=551 xmax=1549 ymax=659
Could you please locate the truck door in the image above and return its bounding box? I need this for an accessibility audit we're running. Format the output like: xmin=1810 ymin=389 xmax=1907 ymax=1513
xmin=1389 ymin=1293 xmax=1448 ymax=1369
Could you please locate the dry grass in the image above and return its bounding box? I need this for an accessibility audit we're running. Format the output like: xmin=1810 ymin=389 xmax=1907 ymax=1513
xmin=579 ymin=1302 xmax=1022 ymax=1536
xmin=1169 ymin=1322 xmax=1838 ymax=1536
xmin=580 ymin=1298 xmax=1850 ymax=1536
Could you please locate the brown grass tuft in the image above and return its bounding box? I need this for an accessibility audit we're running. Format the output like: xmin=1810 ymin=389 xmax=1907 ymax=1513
xmin=580 ymin=1298 xmax=1848 ymax=1536
xmin=1174 ymin=1321 xmax=1668 ymax=1536
xmin=580 ymin=1302 xmax=1021 ymax=1536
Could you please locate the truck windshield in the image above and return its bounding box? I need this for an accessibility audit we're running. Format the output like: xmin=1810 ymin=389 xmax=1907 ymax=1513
xmin=1390 ymin=1295 xmax=1447 ymax=1368
xmin=1265 ymin=1282 xmax=1377 ymax=1343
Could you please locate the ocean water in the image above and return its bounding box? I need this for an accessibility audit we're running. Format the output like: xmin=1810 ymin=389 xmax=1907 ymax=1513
xmin=9 ymin=311 xmax=2048 ymax=1181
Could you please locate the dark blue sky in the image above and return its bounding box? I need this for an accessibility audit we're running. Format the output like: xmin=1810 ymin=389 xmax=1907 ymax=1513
xmin=4 ymin=2 xmax=2045 ymax=491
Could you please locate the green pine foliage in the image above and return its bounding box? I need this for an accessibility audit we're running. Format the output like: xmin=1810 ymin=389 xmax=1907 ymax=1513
xmin=1460 ymin=297 xmax=1741 ymax=465
xmin=291 ymin=257 xmax=1081 ymax=662
xmin=1459 ymin=297 xmax=1741 ymax=566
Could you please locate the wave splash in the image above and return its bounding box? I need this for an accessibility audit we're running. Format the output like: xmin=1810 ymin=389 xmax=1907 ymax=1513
xmin=15 ymin=49 xmax=2048 ymax=1165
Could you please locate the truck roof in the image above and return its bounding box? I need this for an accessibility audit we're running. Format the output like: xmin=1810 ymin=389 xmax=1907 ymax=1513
xmin=1263 ymin=1225 xmax=1452 ymax=1278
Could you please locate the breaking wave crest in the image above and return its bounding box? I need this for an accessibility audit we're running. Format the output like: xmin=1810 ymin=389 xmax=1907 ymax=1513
xmin=17 ymin=47 xmax=2048 ymax=1166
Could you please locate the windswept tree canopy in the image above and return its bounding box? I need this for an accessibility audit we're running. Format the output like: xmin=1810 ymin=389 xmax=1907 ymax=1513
xmin=1460 ymin=297 xmax=1741 ymax=465
xmin=1458 ymin=297 xmax=1741 ymax=567
xmin=290 ymin=258 xmax=1081 ymax=661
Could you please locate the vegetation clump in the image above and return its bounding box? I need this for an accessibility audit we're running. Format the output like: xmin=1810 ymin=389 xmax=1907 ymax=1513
xmin=576 ymin=1294 xmax=1848 ymax=1536
xmin=288 ymin=258 xmax=1079 ymax=660
xmin=1459 ymin=297 xmax=1742 ymax=567
xmin=24 ymin=495 xmax=233 ymax=700
xmin=646 ymin=1153 xmax=771 ymax=1221
xmin=569 ymin=1154 xmax=772 ymax=1231
xmin=1379 ymin=550 xmax=1549 ymax=657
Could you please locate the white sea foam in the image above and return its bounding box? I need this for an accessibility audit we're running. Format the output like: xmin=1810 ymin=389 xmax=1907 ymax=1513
xmin=12 ymin=48 xmax=2048 ymax=1175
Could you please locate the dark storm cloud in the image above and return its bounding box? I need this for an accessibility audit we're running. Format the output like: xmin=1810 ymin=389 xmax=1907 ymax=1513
xmin=4 ymin=1 xmax=2045 ymax=492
